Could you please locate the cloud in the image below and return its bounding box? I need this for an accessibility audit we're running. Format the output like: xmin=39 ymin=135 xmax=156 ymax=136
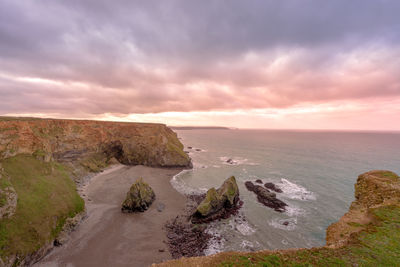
xmin=0 ymin=0 xmax=400 ymax=124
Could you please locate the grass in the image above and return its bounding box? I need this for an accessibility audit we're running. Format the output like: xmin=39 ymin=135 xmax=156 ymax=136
xmin=0 ymin=155 xmax=84 ymax=261
xmin=80 ymin=153 xmax=109 ymax=172
xmin=379 ymin=171 xmax=399 ymax=181
xmin=219 ymin=205 xmax=400 ymax=267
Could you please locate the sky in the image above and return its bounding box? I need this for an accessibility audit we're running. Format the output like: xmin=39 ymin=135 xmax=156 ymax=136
xmin=1 ymin=0 xmax=400 ymax=130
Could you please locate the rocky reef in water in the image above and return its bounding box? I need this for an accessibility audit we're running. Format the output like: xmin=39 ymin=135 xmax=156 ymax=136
xmin=0 ymin=117 xmax=191 ymax=267
xmin=154 ymin=170 xmax=400 ymax=267
xmin=165 ymin=176 xmax=242 ymax=259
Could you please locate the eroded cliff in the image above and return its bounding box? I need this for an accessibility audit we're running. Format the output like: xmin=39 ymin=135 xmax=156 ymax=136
xmin=0 ymin=117 xmax=191 ymax=266
xmin=0 ymin=117 xmax=191 ymax=169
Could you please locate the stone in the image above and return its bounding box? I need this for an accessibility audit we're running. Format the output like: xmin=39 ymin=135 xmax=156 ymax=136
xmin=264 ymin=182 xmax=283 ymax=193
xmin=192 ymin=176 xmax=241 ymax=223
xmin=121 ymin=178 xmax=155 ymax=213
xmin=157 ymin=202 xmax=165 ymax=212
xmin=255 ymin=179 xmax=263 ymax=184
xmin=245 ymin=181 xmax=287 ymax=212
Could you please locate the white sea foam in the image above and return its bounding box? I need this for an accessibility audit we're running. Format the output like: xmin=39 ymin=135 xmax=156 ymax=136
xmin=285 ymin=205 xmax=306 ymax=217
xmin=268 ymin=218 xmax=298 ymax=231
xmin=219 ymin=156 xmax=259 ymax=166
xmin=277 ymin=178 xmax=316 ymax=201
xmin=240 ymin=240 xmax=260 ymax=250
xmin=204 ymin=224 xmax=225 ymax=256
xmin=170 ymin=170 xmax=207 ymax=195
xmin=228 ymin=216 xmax=256 ymax=236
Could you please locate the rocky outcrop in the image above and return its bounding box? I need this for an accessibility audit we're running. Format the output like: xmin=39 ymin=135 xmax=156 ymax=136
xmin=326 ymin=170 xmax=400 ymax=247
xmin=245 ymin=181 xmax=287 ymax=212
xmin=191 ymin=176 xmax=241 ymax=223
xmin=264 ymin=182 xmax=283 ymax=193
xmin=0 ymin=117 xmax=192 ymax=169
xmin=121 ymin=178 xmax=155 ymax=212
xmin=154 ymin=170 xmax=400 ymax=266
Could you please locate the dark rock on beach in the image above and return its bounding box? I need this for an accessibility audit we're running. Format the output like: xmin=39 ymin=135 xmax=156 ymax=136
xmin=191 ymin=176 xmax=242 ymax=223
xmin=121 ymin=178 xmax=155 ymax=212
xmin=255 ymin=179 xmax=263 ymax=184
xmin=226 ymin=158 xmax=235 ymax=164
xmin=264 ymin=182 xmax=283 ymax=193
xmin=165 ymin=216 xmax=212 ymax=259
xmin=245 ymin=181 xmax=287 ymax=212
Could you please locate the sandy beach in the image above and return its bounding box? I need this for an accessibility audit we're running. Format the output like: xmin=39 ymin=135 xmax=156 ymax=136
xmin=35 ymin=165 xmax=186 ymax=267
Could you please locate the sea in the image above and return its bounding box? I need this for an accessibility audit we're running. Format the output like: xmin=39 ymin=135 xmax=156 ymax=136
xmin=170 ymin=129 xmax=400 ymax=255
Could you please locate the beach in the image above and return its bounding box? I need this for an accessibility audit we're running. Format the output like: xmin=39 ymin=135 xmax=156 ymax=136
xmin=35 ymin=165 xmax=185 ymax=267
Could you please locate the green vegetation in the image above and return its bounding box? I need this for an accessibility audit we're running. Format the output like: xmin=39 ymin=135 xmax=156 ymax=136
xmin=80 ymin=153 xmax=109 ymax=172
xmin=220 ymin=205 xmax=400 ymax=267
xmin=0 ymin=155 xmax=84 ymax=260
xmin=379 ymin=171 xmax=399 ymax=181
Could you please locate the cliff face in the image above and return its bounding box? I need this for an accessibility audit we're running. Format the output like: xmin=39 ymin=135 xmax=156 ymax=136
xmin=326 ymin=170 xmax=400 ymax=247
xmin=155 ymin=170 xmax=400 ymax=266
xmin=0 ymin=118 xmax=191 ymax=168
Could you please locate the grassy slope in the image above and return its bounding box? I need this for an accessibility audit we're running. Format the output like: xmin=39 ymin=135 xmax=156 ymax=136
xmin=216 ymin=205 xmax=400 ymax=267
xmin=0 ymin=155 xmax=84 ymax=261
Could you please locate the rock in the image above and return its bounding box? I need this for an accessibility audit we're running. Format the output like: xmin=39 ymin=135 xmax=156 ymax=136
xmin=282 ymin=221 xmax=289 ymax=226
xmin=245 ymin=181 xmax=287 ymax=212
xmin=165 ymin=216 xmax=212 ymax=259
xmin=188 ymin=146 xmax=193 ymax=149
xmin=245 ymin=181 xmax=256 ymax=192
xmin=326 ymin=170 xmax=400 ymax=247
xmin=195 ymin=149 xmax=202 ymax=152
xmin=264 ymin=182 xmax=283 ymax=193
xmin=157 ymin=202 xmax=165 ymax=212
xmin=158 ymin=249 xmax=165 ymax=252
xmin=121 ymin=178 xmax=155 ymax=212
xmin=255 ymin=179 xmax=263 ymax=184
xmin=0 ymin=118 xmax=192 ymax=169
xmin=192 ymin=176 xmax=241 ymax=223
xmin=226 ymin=158 xmax=234 ymax=164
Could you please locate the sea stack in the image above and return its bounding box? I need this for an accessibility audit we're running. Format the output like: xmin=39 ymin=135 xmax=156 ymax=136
xmin=191 ymin=176 xmax=241 ymax=223
xmin=121 ymin=178 xmax=155 ymax=212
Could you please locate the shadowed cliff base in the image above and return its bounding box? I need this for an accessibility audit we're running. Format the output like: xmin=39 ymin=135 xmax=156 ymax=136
xmin=153 ymin=170 xmax=400 ymax=267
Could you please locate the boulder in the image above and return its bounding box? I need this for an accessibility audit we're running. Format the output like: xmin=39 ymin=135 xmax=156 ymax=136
xmin=192 ymin=176 xmax=240 ymax=223
xmin=121 ymin=178 xmax=155 ymax=212
xmin=264 ymin=182 xmax=283 ymax=193
xmin=245 ymin=181 xmax=287 ymax=212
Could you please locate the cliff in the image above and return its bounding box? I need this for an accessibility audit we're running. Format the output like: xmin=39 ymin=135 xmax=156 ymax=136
xmin=154 ymin=170 xmax=400 ymax=266
xmin=0 ymin=117 xmax=191 ymax=266
xmin=0 ymin=117 xmax=192 ymax=169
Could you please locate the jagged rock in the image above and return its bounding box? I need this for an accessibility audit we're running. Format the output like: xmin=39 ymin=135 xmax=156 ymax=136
xmin=192 ymin=176 xmax=241 ymax=223
xmin=255 ymin=179 xmax=263 ymax=184
xmin=121 ymin=178 xmax=155 ymax=213
xmin=264 ymin=182 xmax=283 ymax=193
xmin=245 ymin=181 xmax=287 ymax=212
xmin=245 ymin=181 xmax=256 ymax=192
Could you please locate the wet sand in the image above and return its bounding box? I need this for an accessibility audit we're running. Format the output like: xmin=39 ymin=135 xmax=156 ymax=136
xmin=35 ymin=165 xmax=186 ymax=267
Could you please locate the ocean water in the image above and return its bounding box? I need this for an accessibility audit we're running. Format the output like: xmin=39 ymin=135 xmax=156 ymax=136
xmin=171 ymin=129 xmax=400 ymax=254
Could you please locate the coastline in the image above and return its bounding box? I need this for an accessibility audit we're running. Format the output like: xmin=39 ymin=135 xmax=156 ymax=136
xmin=35 ymin=164 xmax=186 ymax=267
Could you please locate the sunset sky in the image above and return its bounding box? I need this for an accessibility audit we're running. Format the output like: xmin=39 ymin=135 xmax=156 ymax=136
xmin=1 ymin=0 xmax=400 ymax=130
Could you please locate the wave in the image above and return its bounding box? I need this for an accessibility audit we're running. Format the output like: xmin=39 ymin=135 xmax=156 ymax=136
xmin=219 ymin=156 xmax=259 ymax=166
xmin=268 ymin=218 xmax=298 ymax=231
xmin=170 ymin=170 xmax=208 ymax=195
xmin=277 ymin=178 xmax=316 ymax=201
